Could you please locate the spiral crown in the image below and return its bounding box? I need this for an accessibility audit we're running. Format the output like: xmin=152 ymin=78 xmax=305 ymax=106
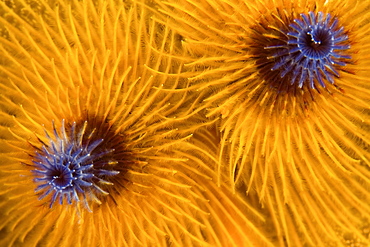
xmin=32 ymin=120 xmax=119 ymax=211
xmin=266 ymin=12 xmax=351 ymax=88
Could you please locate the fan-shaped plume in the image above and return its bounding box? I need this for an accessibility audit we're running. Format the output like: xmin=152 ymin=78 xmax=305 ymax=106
xmin=0 ymin=0 xmax=272 ymax=246
xmin=152 ymin=0 xmax=370 ymax=246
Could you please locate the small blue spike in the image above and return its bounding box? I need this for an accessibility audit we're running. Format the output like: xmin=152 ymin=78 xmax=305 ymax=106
xmin=96 ymin=169 xmax=120 ymax=176
xmin=78 ymin=164 xmax=94 ymax=171
xmin=76 ymin=179 xmax=93 ymax=187
xmin=86 ymin=139 xmax=104 ymax=153
xmin=49 ymin=191 xmax=59 ymax=208
xmin=66 ymin=193 xmax=72 ymax=205
xmin=39 ymin=187 xmax=54 ymax=200
xmin=35 ymin=183 xmax=50 ymax=192
xmin=59 ymin=193 xmax=64 ymax=205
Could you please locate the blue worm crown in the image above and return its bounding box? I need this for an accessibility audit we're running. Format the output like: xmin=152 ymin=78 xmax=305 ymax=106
xmin=265 ymin=12 xmax=351 ymax=89
xmin=32 ymin=120 xmax=119 ymax=211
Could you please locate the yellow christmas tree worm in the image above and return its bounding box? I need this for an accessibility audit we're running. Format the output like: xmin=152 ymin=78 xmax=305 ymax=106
xmin=151 ymin=0 xmax=370 ymax=246
xmin=0 ymin=0 xmax=272 ymax=246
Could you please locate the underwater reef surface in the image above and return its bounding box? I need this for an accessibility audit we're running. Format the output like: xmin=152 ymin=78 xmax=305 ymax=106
xmin=0 ymin=0 xmax=370 ymax=246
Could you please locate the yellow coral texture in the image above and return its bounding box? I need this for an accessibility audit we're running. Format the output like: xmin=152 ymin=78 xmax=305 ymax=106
xmin=0 ymin=0 xmax=369 ymax=246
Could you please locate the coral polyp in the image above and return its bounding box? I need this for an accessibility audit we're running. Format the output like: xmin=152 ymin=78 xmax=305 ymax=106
xmin=266 ymin=11 xmax=351 ymax=88
xmin=32 ymin=120 xmax=119 ymax=210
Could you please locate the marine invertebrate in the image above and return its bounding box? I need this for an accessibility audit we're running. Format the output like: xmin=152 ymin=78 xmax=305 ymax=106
xmin=153 ymin=0 xmax=370 ymax=246
xmin=32 ymin=120 xmax=119 ymax=210
xmin=0 ymin=0 xmax=272 ymax=246
xmin=266 ymin=11 xmax=351 ymax=88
